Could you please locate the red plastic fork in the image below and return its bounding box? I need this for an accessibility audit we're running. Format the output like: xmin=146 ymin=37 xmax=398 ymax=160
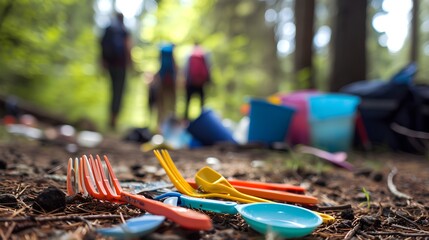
xmin=80 ymin=155 xmax=212 ymax=231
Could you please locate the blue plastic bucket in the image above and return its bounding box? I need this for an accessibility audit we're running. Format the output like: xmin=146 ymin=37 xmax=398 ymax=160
xmin=247 ymin=99 xmax=296 ymax=145
xmin=308 ymin=94 xmax=361 ymax=152
xmin=187 ymin=109 xmax=236 ymax=146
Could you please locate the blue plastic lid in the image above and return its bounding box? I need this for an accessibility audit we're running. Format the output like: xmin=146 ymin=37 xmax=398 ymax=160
xmin=309 ymin=94 xmax=360 ymax=120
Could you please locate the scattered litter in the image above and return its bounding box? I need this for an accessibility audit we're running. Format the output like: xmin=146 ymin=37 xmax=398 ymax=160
xmin=296 ymin=145 xmax=354 ymax=171
xmin=122 ymin=181 xmax=174 ymax=194
xmin=143 ymin=165 xmax=158 ymax=174
xmin=0 ymin=194 xmax=18 ymax=208
xmin=387 ymin=167 xmax=412 ymax=200
xmin=59 ymin=125 xmax=75 ymax=137
xmin=140 ymin=134 xmax=173 ymax=152
xmin=65 ymin=143 xmax=78 ymax=153
xmin=6 ymin=124 xmax=43 ymax=139
xmin=32 ymin=187 xmax=66 ymax=213
xmin=187 ymin=109 xmax=237 ymax=146
xmin=205 ymin=157 xmax=221 ymax=170
xmin=96 ymin=215 xmax=165 ymax=239
xmin=236 ymin=203 xmax=323 ymax=238
xmin=0 ymin=160 xmax=7 ymax=169
xmin=70 ymin=154 xmax=212 ymax=230
xmin=206 ymin=157 xmax=220 ymax=165
xmin=44 ymin=174 xmax=67 ymax=182
xmin=123 ymin=127 xmax=153 ymax=143
xmin=151 ymin=134 xmax=164 ymax=145
xmin=250 ymin=160 xmax=265 ymax=168
xmin=233 ymin=116 xmax=249 ymax=144
xmin=76 ymin=131 xmax=103 ymax=147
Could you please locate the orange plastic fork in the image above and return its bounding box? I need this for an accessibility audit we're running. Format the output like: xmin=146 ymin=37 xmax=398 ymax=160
xmin=185 ymin=179 xmax=318 ymax=204
xmin=80 ymin=154 xmax=212 ymax=231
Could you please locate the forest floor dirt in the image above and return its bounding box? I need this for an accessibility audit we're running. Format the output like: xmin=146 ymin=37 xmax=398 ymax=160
xmin=0 ymin=131 xmax=428 ymax=240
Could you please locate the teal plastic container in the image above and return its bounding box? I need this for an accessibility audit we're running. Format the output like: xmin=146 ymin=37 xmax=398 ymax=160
xmin=308 ymin=94 xmax=360 ymax=152
xmin=247 ymin=99 xmax=295 ymax=145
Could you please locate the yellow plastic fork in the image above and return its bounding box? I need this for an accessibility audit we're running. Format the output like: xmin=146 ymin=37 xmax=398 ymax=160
xmin=154 ymin=149 xmax=335 ymax=224
xmin=153 ymin=149 xmax=256 ymax=203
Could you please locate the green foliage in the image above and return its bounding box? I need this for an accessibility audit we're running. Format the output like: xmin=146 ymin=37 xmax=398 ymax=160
xmin=0 ymin=0 xmax=109 ymax=129
xmin=296 ymin=67 xmax=312 ymax=89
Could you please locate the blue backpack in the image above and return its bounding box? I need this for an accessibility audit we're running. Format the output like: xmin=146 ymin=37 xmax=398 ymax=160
xmin=159 ymin=45 xmax=176 ymax=86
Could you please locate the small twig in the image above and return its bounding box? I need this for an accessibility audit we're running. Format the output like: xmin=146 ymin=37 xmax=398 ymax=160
xmin=313 ymin=204 xmax=352 ymax=211
xmin=3 ymin=222 xmax=16 ymax=240
xmin=46 ymin=164 xmax=65 ymax=174
xmin=16 ymin=185 xmax=29 ymax=198
xmin=344 ymin=222 xmax=361 ymax=240
xmin=75 ymin=216 xmax=94 ymax=231
xmin=10 ymin=207 xmax=27 ymax=219
xmin=120 ymin=212 xmax=126 ymax=224
xmin=0 ymin=214 xmax=127 ymax=223
xmin=387 ymin=167 xmax=412 ymax=200
xmin=394 ymin=211 xmax=421 ymax=230
xmin=0 ymin=227 xmax=5 ymax=240
xmin=392 ymin=224 xmax=428 ymax=233
xmin=367 ymin=231 xmax=429 ymax=237
xmin=357 ymin=230 xmax=375 ymax=240
xmin=14 ymin=184 xmax=21 ymax=196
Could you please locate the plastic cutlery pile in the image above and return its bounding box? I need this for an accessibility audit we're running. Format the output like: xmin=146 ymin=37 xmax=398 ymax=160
xmin=66 ymin=150 xmax=335 ymax=239
xmin=66 ymin=154 xmax=212 ymax=239
xmin=153 ymin=149 xmax=335 ymax=237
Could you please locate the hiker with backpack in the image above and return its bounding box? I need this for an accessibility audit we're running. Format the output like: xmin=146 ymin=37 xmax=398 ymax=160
xmin=100 ymin=12 xmax=132 ymax=130
xmin=183 ymin=43 xmax=211 ymax=120
xmin=155 ymin=43 xmax=178 ymax=127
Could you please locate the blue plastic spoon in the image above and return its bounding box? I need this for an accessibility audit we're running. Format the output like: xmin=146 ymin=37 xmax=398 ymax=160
xmin=96 ymin=215 xmax=165 ymax=239
xmin=235 ymin=202 xmax=323 ymax=238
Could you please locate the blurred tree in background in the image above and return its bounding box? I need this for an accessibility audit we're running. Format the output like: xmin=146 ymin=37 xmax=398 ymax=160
xmin=0 ymin=0 xmax=103 ymax=126
xmin=0 ymin=0 xmax=426 ymax=132
xmin=329 ymin=0 xmax=367 ymax=92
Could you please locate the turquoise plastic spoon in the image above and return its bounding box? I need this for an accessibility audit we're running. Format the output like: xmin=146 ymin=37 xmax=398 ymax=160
xmin=155 ymin=192 xmax=238 ymax=214
xmin=235 ymin=202 xmax=323 ymax=238
xmin=156 ymin=192 xmax=323 ymax=238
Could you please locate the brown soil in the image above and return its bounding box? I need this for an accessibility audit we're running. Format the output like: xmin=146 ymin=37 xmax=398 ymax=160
xmin=0 ymin=134 xmax=428 ymax=240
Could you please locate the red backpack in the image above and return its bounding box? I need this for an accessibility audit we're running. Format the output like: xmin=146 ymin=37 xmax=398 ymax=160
xmin=188 ymin=48 xmax=209 ymax=87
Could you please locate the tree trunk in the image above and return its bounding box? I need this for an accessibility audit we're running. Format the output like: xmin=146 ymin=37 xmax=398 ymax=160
xmin=329 ymin=0 xmax=367 ymax=92
xmin=294 ymin=0 xmax=315 ymax=89
xmin=410 ymin=0 xmax=419 ymax=63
